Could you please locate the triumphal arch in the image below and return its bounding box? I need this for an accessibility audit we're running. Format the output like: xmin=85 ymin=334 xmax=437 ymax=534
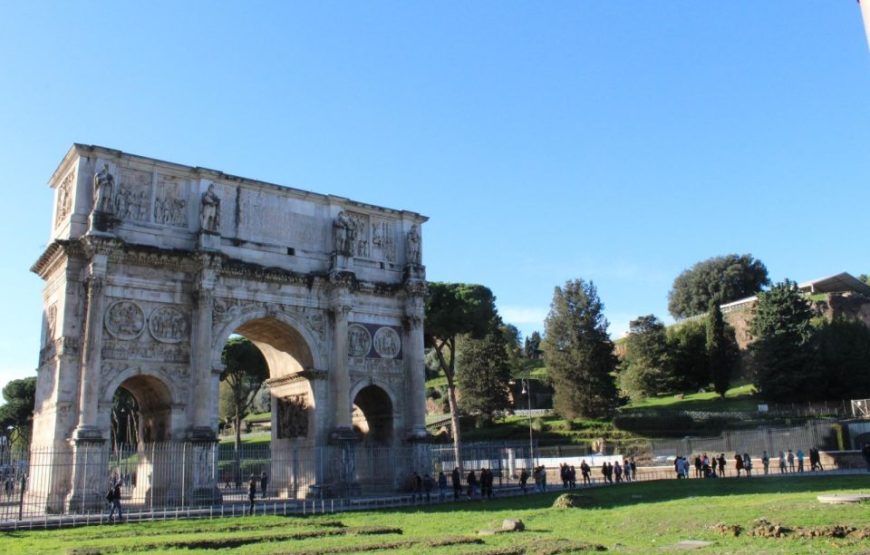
xmin=29 ymin=144 xmax=428 ymax=512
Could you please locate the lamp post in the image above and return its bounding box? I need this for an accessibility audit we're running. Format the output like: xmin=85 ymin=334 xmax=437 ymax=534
xmin=521 ymin=378 xmax=535 ymax=464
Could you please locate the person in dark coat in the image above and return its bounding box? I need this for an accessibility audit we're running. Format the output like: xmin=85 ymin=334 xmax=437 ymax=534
xmin=106 ymin=477 xmax=123 ymax=523
xmin=248 ymin=474 xmax=257 ymax=514
xmin=466 ymin=469 xmax=477 ymax=498
xmin=451 ymin=467 xmax=462 ymax=500
xmin=437 ymin=471 xmax=447 ymax=501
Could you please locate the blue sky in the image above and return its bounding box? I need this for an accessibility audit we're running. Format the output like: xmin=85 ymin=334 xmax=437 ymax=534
xmin=1 ymin=2 xmax=868 ymax=390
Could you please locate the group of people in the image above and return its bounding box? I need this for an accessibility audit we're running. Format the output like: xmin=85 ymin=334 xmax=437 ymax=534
xmin=674 ymin=447 xmax=827 ymax=480
xmin=769 ymin=448 xmax=824 ymax=474
xmin=598 ymin=459 xmax=636 ymax=484
xmin=441 ymin=467 xmax=496 ymax=501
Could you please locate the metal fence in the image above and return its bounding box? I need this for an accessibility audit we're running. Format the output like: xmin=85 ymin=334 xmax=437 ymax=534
xmin=0 ymin=440 xmax=537 ymax=523
xmin=646 ymin=420 xmax=840 ymax=459
xmin=0 ymin=421 xmax=855 ymax=524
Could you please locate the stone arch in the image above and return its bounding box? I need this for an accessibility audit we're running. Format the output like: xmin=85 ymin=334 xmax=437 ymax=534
xmin=98 ymin=368 xmax=180 ymax=443
xmin=351 ymin=383 xmax=395 ymax=446
xmin=211 ymin=307 xmax=325 ymax=374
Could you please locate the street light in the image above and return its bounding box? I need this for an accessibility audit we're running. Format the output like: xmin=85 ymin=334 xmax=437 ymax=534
xmin=521 ymin=378 xmax=535 ymax=464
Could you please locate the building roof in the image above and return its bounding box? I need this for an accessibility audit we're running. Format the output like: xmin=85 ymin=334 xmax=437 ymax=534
xmin=798 ymin=272 xmax=870 ymax=296
xmin=713 ymin=272 xmax=870 ymax=316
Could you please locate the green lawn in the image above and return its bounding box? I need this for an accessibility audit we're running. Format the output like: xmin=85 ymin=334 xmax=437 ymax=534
xmin=622 ymin=384 xmax=759 ymax=412
xmin=3 ymin=475 xmax=869 ymax=554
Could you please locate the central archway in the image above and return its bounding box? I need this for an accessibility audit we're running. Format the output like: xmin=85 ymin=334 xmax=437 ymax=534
xmin=214 ymin=312 xmax=323 ymax=499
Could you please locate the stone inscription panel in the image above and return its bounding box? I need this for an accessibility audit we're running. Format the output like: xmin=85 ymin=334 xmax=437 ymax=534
xmin=347 ymin=323 xmax=402 ymax=360
xmin=237 ymin=189 xmax=326 ymax=250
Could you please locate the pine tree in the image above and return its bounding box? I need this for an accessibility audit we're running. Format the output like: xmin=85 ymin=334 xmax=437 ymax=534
xmin=541 ymin=279 xmax=618 ymax=418
xmin=457 ymin=327 xmax=512 ymax=426
xmin=706 ymin=301 xmax=737 ymax=397
xmin=618 ymin=315 xmax=673 ymax=401
xmin=750 ymin=280 xmax=815 ymax=401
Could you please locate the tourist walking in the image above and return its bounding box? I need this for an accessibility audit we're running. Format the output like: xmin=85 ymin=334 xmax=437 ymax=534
xmin=761 ymin=451 xmax=770 ymax=475
xmin=580 ymin=460 xmax=591 ymax=485
xmin=734 ymin=453 xmax=743 ymax=477
xmin=466 ymin=469 xmax=477 ymax=498
xmin=248 ymin=474 xmax=257 ymax=514
xmin=787 ymin=449 xmax=795 ymax=472
xmin=717 ymin=454 xmax=726 ymax=477
xmin=778 ymin=451 xmax=787 ymax=474
xmin=796 ymin=449 xmax=805 ymax=472
xmin=519 ymin=468 xmax=529 ymax=493
xmin=451 ymin=467 xmax=462 ymax=500
xmin=423 ymin=473 xmax=434 ymax=502
xmin=106 ymin=476 xmax=123 ymax=523
xmin=742 ymin=453 xmax=752 ymax=477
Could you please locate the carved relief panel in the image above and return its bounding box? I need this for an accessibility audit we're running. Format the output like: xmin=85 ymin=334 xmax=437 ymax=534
xmin=276 ymin=394 xmax=309 ymax=438
xmin=102 ymin=300 xmax=190 ymax=363
xmin=54 ymin=171 xmax=75 ymax=227
xmin=154 ymin=174 xmax=189 ymax=227
xmin=347 ymin=323 xmax=402 ymax=359
xmin=370 ymin=219 xmax=397 ymax=262
xmin=116 ymin=168 xmax=153 ymax=223
xmin=347 ymin=212 xmax=370 ymax=258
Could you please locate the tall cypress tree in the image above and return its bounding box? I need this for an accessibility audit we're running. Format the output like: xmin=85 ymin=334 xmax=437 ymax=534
xmin=706 ymin=301 xmax=737 ymax=397
xmin=541 ymin=279 xmax=618 ymax=419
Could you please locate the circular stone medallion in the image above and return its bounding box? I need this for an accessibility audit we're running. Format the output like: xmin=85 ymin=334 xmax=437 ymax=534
xmin=105 ymin=301 xmax=145 ymax=340
xmin=373 ymin=326 xmax=401 ymax=359
xmin=149 ymin=306 xmax=189 ymax=343
xmin=348 ymin=324 xmax=372 ymax=357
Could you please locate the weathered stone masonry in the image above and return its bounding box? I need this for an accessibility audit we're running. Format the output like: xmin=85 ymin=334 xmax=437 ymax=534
xmin=30 ymin=144 xmax=428 ymax=511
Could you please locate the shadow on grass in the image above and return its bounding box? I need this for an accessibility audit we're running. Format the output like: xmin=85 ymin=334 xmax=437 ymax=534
xmin=386 ymin=474 xmax=870 ymax=514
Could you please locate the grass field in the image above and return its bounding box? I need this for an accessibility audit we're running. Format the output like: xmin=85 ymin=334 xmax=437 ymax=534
xmin=3 ymin=475 xmax=869 ymax=554
xmin=621 ymin=384 xmax=758 ymax=412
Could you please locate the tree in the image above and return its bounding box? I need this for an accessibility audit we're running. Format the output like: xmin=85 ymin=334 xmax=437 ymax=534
xmin=706 ymin=302 xmax=739 ymax=397
xmin=541 ymin=279 xmax=618 ymax=418
xmin=750 ymin=280 xmax=815 ymax=402
xmin=220 ymin=337 xmax=269 ymax=455
xmin=668 ymin=254 xmax=769 ymax=319
xmin=523 ymin=331 xmax=542 ymax=359
xmin=0 ymin=377 xmax=36 ymax=449
xmin=666 ymin=319 xmax=710 ymax=392
xmin=425 ymin=282 xmax=498 ymax=469
xmin=859 ymin=274 xmax=870 ymax=286
xmin=499 ymin=323 xmax=525 ymax=374
xmin=456 ymin=326 xmax=512 ymax=426
xmin=812 ymin=318 xmax=870 ymax=400
xmin=618 ymin=315 xmax=673 ymax=401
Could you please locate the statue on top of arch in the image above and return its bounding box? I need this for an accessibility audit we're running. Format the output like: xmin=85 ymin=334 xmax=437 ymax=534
xmin=200 ymin=184 xmax=221 ymax=234
xmin=406 ymin=224 xmax=421 ymax=265
xmin=333 ymin=210 xmax=355 ymax=257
